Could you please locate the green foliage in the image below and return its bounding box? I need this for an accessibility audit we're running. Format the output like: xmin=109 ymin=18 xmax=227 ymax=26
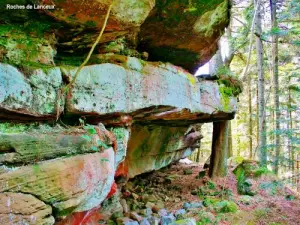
xmin=216 ymin=66 xmax=235 ymax=78
xmin=198 ymin=180 xmax=233 ymax=200
xmin=253 ymin=166 xmax=272 ymax=177
xmin=197 ymin=210 xmax=216 ymax=225
xmin=214 ymin=200 xmax=238 ymax=213
xmin=216 ymin=66 xmax=243 ymax=101
xmin=203 ymin=197 xmax=219 ymax=207
xmin=203 ymin=198 xmax=238 ymax=213
xmin=196 ymin=217 xmax=212 ymax=225
xmin=235 ymin=168 xmax=256 ymax=196
xmin=254 ymin=208 xmax=270 ymax=219
xmin=228 ymin=156 xmax=245 ymax=165
xmin=85 ymin=20 xmax=97 ymax=27
xmin=285 ymin=195 xmax=295 ymax=201
xmin=236 ymin=168 xmax=245 ymax=193
xmin=207 ymin=181 xmax=216 ymax=190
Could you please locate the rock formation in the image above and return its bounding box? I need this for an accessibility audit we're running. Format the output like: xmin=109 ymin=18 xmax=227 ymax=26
xmin=0 ymin=0 xmax=240 ymax=224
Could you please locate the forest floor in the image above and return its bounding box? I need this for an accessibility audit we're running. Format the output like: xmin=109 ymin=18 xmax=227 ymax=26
xmin=122 ymin=161 xmax=300 ymax=225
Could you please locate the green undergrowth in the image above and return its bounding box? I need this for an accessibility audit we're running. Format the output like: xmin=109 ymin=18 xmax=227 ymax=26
xmin=216 ymin=67 xmax=243 ymax=95
xmin=197 ymin=180 xmax=233 ymax=199
xmin=215 ymin=66 xmax=242 ymax=111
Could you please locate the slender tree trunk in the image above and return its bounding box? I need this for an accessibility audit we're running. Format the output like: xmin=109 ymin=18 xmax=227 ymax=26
xmin=196 ymin=148 xmax=201 ymax=163
xmin=248 ymin=74 xmax=253 ymax=159
xmin=287 ymin=107 xmax=292 ymax=170
xmin=228 ymin=121 xmax=233 ymax=158
xmin=255 ymin=0 xmax=267 ymax=166
xmin=256 ymin=83 xmax=259 ymax=151
xmin=237 ymin=135 xmax=241 ymax=157
xmin=209 ymin=121 xmax=229 ymax=178
xmin=288 ymin=88 xmax=295 ymax=175
xmin=270 ymin=0 xmax=280 ymax=175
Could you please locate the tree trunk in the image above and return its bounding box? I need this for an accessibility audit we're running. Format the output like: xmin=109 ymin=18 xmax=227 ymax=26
xmin=209 ymin=121 xmax=229 ymax=178
xmin=248 ymin=74 xmax=253 ymax=159
xmin=256 ymin=83 xmax=259 ymax=151
xmin=196 ymin=148 xmax=201 ymax=163
xmin=255 ymin=0 xmax=267 ymax=166
xmin=270 ymin=0 xmax=280 ymax=175
xmin=288 ymin=88 xmax=295 ymax=174
xmin=228 ymin=121 xmax=233 ymax=158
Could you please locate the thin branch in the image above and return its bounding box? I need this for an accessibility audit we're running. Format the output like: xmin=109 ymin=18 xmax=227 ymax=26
xmin=233 ymin=16 xmax=247 ymax=26
xmin=240 ymin=0 xmax=261 ymax=80
xmin=62 ymin=3 xmax=113 ymax=93
xmin=55 ymin=3 xmax=113 ymax=121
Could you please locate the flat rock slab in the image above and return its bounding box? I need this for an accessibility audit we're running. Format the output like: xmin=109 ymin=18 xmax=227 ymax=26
xmin=121 ymin=124 xmax=202 ymax=178
xmin=0 ymin=124 xmax=128 ymax=167
xmin=0 ymin=148 xmax=115 ymax=216
xmin=63 ymin=58 xmax=237 ymax=125
xmin=0 ymin=60 xmax=237 ymax=124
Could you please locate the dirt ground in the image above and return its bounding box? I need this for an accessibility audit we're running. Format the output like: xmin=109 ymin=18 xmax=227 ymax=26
xmin=125 ymin=161 xmax=300 ymax=225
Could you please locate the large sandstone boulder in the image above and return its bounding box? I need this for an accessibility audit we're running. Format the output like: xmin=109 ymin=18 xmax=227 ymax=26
xmin=63 ymin=57 xmax=237 ymax=125
xmin=0 ymin=124 xmax=128 ymax=166
xmin=0 ymin=57 xmax=237 ymax=122
xmin=139 ymin=0 xmax=230 ymax=72
xmin=122 ymin=124 xmax=203 ymax=178
xmin=0 ymin=0 xmax=229 ymax=71
xmin=0 ymin=123 xmax=130 ymax=223
xmin=0 ymin=148 xmax=115 ymax=217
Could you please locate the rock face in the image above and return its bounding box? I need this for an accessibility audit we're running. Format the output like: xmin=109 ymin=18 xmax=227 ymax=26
xmin=0 ymin=64 xmax=63 ymax=120
xmin=0 ymin=192 xmax=55 ymax=225
xmin=123 ymin=124 xmax=202 ymax=178
xmin=139 ymin=0 xmax=230 ymax=72
xmin=0 ymin=0 xmax=229 ymax=72
xmin=0 ymin=124 xmax=129 ymax=166
xmin=0 ymin=0 xmax=238 ymax=223
xmin=0 ymin=55 xmax=239 ymax=223
xmin=0 ymin=124 xmax=127 ymax=223
xmin=0 ymin=59 xmax=237 ymax=122
xmin=0 ymin=147 xmax=115 ymax=217
xmin=62 ymin=58 xmax=237 ymax=124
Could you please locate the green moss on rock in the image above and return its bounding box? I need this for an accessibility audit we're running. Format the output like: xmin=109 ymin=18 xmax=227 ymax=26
xmin=193 ymin=1 xmax=229 ymax=37
xmin=0 ymin=21 xmax=56 ymax=66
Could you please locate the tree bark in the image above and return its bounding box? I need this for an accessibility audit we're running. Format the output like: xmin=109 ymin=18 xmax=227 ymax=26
xmin=209 ymin=121 xmax=229 ymax=178
xmin=196 ymin=148 xmax=201 ymax=163
xmin=270 ymin=0 xmax=280 ymax=175
xmin=228 ymin=121 xmax=233 ymax=158
xmin=256 ymin=82 xmax=259 ymax=151
xmin=288 ymin=87 xmax=294 ymax=174
xmin=248 ymin=74 xmax=253 ymax=159
xmin=255 ymin=0 xmax=267 ymax=166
